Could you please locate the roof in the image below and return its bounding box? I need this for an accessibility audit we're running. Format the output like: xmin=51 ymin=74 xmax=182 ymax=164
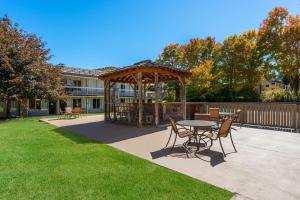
xmin=271 ymin=78 xmax=282 ymax=83
xmin=98 ymin=60 xmax=191 ymax=83
xmin=62 ymin=67 xmax=104 ymax=78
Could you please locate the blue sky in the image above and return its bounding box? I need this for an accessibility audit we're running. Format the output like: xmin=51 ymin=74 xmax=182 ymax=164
xmin=0 ymin=0 xmax=299 ymax=69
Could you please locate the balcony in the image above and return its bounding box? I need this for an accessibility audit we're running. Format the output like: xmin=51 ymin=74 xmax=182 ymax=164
xmin=64 ymin=86 xmax=104 ymax=96
xmin=118 ymin=89 xmax=135 ymax=97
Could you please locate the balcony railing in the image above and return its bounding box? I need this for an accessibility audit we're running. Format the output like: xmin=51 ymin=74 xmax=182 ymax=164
xmin=63 ymin=86 xmax=158 ymax=98
xmin=64 ymin=86 xmax=104 ymax=96
xmin=118 ymin=89 xmax=135 ymax=97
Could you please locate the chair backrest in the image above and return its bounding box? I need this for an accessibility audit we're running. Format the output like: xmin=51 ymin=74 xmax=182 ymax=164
xmin=209 ymin=108 xmax=220 ymax=121
xmin=169 ymin=117 xmax=179 ymax=135
xmin=218 ymin=118 xmax=233 ymax=138
xmin=234 ymin=109 xmax=241 ymax=120
xmin=73 ymin=107 xmax=81 ymax=114
xmin=65 ymin=107 xmax=72 ymax=114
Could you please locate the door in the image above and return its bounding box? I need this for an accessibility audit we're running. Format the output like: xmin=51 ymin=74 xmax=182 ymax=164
xmin=49 ymin=101 xmax=57 ymax=115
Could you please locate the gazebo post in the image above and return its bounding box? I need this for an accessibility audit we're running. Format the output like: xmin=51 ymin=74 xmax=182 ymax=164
xmin=138 ymin=72 xmax=143 ymax=127
xmin=154 ymin=72 xmax=159 ymax=126
xmin=133 ymin=84 xmax=137 ymax=103
xmin=104 ymin=79 xmax=111 ymax=120
xmin=178 ymin=76 xmax=186 ymax=120
xmin=143 ymin=83 xmax=147 ymax=103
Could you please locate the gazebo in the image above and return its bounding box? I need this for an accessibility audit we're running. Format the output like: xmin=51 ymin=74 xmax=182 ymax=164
xmin=98 ymin=60 xmax=191 ymax=127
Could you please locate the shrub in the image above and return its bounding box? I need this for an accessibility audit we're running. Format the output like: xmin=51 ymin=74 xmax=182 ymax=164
xmin=261 ymin=89 xmax=297 ymax=102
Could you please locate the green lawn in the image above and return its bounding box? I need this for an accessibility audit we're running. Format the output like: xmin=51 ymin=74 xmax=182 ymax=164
xmin=0 ymin=118 xmax=232 ymax=200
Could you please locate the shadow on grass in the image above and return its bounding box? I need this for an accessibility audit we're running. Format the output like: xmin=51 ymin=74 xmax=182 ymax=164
xmin=52 ymin=126 xmax=101 ymax=144
xmin=51 ymin=120 xmax=168 ymax=144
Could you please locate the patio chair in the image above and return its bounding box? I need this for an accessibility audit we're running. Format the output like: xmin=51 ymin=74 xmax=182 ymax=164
xmin=58 ymin=108 xmax=65 ymax=119
xmin=73 ymin=107 xmax=81 ymax=118
xmin=204 ymin=118 xmax=237 ymax=157
xmin=232 ymin=109 xmax=242 ymax=128
xmin=65 ymin=107 xmax=73 ymax=119
xmin=209 ymin=108 xmax=220 ymax=121
xmin=208 ymin=107 xmax=221 ymax=130
xmin=165 ymin=118 xmax=195 ymax=156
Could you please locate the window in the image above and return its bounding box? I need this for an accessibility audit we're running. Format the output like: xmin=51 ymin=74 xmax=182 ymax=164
xmin=120 ymin=84 xmax=125 ymax=89
xmin=73 ymin=80 xmax=81 ymax=87
xmin=266 ymin=84 xmax=269 ymax=88
xmin=120 ymin=98 xmax=125 ymax=103
xmin=0 ymin=102 xmax=4 ymax=112
xmin=93 ymin=99 xmax=100 ymax=109
xmin=36 ymin=99 xmax=41 ymax=110
xmin=29 ymin=99 xmax=42 ymax=110
xmin=73 ymin=98 xmax=81 ymax=108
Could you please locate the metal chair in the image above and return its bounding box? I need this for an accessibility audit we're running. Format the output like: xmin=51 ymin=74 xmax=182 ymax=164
xmin=58 ymin=108 xmax=65 ymax=119
xmin=209 ymin=108 xmax=220 ymax=121
xmin=232 ymin=109 xmax=242 ymax=128
xmin=165 ymin=118 xmax=195 ymax=156
xmin=73 ymin=107 xmax=81 ymax=118
xmin=204 ymin=118 xmax=237 ymax=157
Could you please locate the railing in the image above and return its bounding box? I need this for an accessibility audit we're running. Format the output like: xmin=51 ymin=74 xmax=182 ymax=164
xmin=163 ymin=102 xmax=300 ymax=131
xmin=118 ymin=89 xmax=135 ymax=97
xmin=64 ymin=86 xmax=104 ymax=96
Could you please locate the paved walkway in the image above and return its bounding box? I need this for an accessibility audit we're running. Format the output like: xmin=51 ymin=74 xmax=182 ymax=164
xmin=44 ymin=115 xmax=300 ymax=200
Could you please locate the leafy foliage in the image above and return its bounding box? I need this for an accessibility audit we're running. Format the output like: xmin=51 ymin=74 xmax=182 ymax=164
xmin=258 ymin=7 xmax=300 ymax=101
xmin=261 ymin=89 xmax=297 ymax=102
xmin=158 ymin=7 xmax=299 ymax=102
xmin=0 ymin=16 xmax=65 ymax=117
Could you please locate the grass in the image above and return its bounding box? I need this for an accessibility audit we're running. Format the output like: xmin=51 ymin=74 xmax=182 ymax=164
xmin=0 ymin=118 xmax=232 ymax=200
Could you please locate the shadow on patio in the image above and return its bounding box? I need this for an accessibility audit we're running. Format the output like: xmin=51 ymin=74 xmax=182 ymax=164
xmin=151 ymin=146 xmax=225 ymax=166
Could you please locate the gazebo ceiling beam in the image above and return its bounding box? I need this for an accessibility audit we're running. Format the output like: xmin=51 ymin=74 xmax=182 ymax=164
xmin=99 ymin=68 xmax=188 ymax=82
xmin=107 ymin=74 xmax=179 ymax=84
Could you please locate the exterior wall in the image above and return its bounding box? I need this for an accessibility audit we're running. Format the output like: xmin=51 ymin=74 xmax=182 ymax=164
xmin=27 ymin=99 xmax=49 ymax=116
xmin=257 ymin=79 xmax=286 ymax=94
xmin=64 ymin=96 xmax=104 ymax=113
xmin=0 ymin=100 xmax=19 ymax=118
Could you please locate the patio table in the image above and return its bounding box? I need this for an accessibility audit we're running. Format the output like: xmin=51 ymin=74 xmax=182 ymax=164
xmin=219 ymin=112 xmax=235 ymax=119
xmin=177 ymin=120 xmax=216 ymax=149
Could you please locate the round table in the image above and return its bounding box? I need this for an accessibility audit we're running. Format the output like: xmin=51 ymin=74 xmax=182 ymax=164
xmin=219 ymin=112 xmax=235 ymax=117
xmin=177 ymin=120 xmax=216 ymax=128
xmin=177 ymin=120 xmax=217 ymax=150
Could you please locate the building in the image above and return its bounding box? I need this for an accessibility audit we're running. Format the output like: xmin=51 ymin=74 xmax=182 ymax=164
xmin=257 ymin=78 xmax=287 ymax=94
xmin=0 ymin=66 xmax=141 ymax=117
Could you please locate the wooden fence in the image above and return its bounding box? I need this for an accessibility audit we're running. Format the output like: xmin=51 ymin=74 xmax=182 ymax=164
xmin=162 ymin=102 xmax=300 ymax=131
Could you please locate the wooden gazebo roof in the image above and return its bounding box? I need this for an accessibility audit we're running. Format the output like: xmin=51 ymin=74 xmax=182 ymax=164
xmin=98 ymin=60 xmax=191 ymax=83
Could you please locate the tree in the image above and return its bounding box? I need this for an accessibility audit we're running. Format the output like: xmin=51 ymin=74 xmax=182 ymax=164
xmin=219 ymin=30 xmax=263 ymax=101
xmin=258 ymin=7 xmax=300 ymax=101
xmin=182 ymin=37 xmax=220 ymax=70
xmin=158 ymin=37 xmax=221 ymax=101
xmin=186 ymin=60 xmax=220 ymax=101
xmin=157 ymin=44 xmax=184 ymax=101
xmin=0 ymin=16 xmax=65 ymax=118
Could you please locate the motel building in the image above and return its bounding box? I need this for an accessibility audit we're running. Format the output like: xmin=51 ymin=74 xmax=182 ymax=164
xmin=0 ymin=67 xmax=152 ymax=117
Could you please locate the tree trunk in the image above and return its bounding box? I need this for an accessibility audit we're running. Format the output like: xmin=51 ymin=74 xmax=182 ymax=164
xmin=6 ymin=97 xmax=11 ymax=118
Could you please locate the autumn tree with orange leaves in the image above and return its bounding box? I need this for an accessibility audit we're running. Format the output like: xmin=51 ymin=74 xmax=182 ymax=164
xmin=258 ymin=7 xmax=300 ymax=101
xmin=159 ymin=7 xmax=299 ymax=102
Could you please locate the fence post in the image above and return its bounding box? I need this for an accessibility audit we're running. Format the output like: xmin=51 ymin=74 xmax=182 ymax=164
xmin=162 ymin=103 xmax=167 ymax=122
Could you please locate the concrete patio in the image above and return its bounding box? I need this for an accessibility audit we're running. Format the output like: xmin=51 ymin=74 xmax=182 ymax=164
xmin=44 ymin=115 xmax=300 ymax=200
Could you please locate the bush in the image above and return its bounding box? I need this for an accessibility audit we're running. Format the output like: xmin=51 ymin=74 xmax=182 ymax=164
xmin=261 ymin=89 xmax=297 ymax=102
